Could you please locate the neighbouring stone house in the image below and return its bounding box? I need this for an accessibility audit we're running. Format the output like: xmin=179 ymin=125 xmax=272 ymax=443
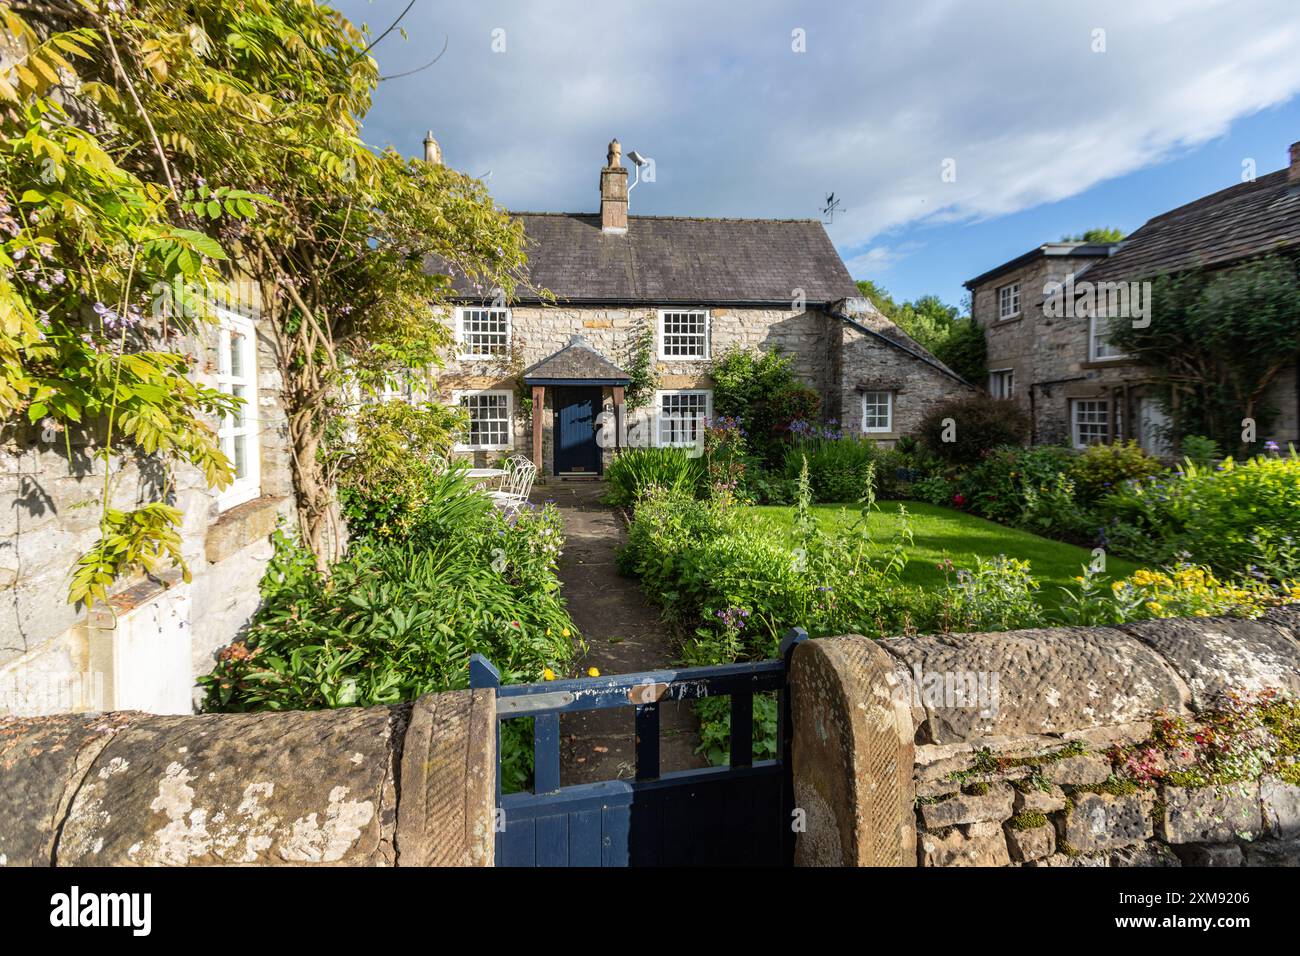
xmin=1 ymin=283 xmax=295 ymax=718
xmin=433 ymin=137 xmax=972 ymax=476
xmin=967 ymin=140 xmax=1300 ymax=453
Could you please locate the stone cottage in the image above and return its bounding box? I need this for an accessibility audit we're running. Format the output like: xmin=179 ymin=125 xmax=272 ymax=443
xmin=966 ymin=140 xmax=1300 ymax=452
xmin=435 ymin=137 xmax=971 ymax=476
xmin=1 ymin=284 xmax=295 ymax=718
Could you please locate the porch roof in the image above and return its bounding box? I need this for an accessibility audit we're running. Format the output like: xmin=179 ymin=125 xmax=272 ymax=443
xmin=522 ymin=334 xmax=631 ymax=386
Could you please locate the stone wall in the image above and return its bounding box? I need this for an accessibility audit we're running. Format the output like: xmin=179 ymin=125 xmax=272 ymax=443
xmin=971 ymin=257 xmax=1300 ymax=449
xmin=1 ymin=313 xmax=295 ymax=717
xmin=790 ymin=608 xmax=1300 ymax=867
xmin=836 ymin=310 xmax=974 ymax=440
xmin=438 ymin=302 xmax=970 ymax=473
xmin=0 ymin=688 xmax=496 ymax=866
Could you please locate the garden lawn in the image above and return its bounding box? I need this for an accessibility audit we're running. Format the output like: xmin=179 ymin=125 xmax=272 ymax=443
xmin=754 ymin=501 xmax=1143 ymax=609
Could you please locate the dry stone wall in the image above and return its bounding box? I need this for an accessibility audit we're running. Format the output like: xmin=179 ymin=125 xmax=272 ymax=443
xmin=790 ymin=608 xmax=1300 ymax=867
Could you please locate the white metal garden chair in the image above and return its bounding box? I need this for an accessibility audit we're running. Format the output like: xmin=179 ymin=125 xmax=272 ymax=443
xmin=490 ymin=456 xmax=536 ymax=513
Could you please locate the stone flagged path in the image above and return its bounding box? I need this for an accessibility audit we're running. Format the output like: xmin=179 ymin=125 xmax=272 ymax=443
xmin=529 ymin=481 xmax=706 ymax=786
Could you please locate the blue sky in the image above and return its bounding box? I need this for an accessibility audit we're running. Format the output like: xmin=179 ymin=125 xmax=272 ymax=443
xmin=336 ymin=0 xmax=1300 ymax=308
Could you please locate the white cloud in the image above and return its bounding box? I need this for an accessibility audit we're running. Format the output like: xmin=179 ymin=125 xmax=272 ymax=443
xmin=342 ymin=0 xmax=1300 ymax=260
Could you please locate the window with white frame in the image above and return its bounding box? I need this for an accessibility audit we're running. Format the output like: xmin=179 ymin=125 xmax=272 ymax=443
xmin=658 ymin=309 xmax=709 ymax=360
xmin=216 ymin=309 xmax=260 ymax=511
xmin=1089 ymin=314 xmax=1127 ymax=362
xmin=860 ymin=391 xmax=893 ymax=433
xmin=997 ymin=282 xmax=1021 ymax=320
xmin=988 ymin=369 xmax=1015 ymax=399
xmin=456 ymin=390 xmax=512 ymax=450
xmin=1071 ymin=399 xmax=1111 ymax=448
xmin=455 ymin=307 xmax=511 ymax=360
xmin=656 ymin=389 xmax=710 ymax=446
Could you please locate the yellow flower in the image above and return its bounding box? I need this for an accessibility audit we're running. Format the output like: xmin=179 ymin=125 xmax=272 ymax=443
xmin=1146 ymin=601 xmax=1164 ymax=613
xmin=542 ymin=667 xmax=556 ymax=681
xmin=1074 ymin=576 xmax=1085 ymax=584
xmin=561 ymin=627 xmax=571 ymax=638
xmin=587 ymin=666 xmax=601 ymax=678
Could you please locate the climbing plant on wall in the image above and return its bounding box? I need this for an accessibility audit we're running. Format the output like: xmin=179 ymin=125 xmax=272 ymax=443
xmin=9 ymin=0 xmax=531 ymax=588
xmin=0 ymin=5 xmax=269 ymax=605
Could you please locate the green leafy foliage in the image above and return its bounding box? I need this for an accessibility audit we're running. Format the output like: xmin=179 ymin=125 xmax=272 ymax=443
xmin=1098 ymin=451 xmax=1300 ymax=581
xmin=918 ymin=394 xmax=1031 ymax=464
xmin=1068 ymin=440 xmax=1163 ymax=502
xmin=200 ymin=503 xmax=578 ymax=713
xmin=1108 ymin=255 xmax=1300 ymax=454
xmin=602 ymin=446 xmax=704 ymax=507
xmin=1 ymin=10 xmax=272 ymax=604
xmin=784 ymin=426 xmax=878 ymax=503
xmin=854 ymin=280 xmax=987 ymax=383
xmin=710 ymin=346 xmax=820 ymax=466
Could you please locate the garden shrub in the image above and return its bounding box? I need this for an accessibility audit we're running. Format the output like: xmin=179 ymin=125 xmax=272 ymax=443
xmin=918 ymin=394 xmax=1031 ymax=464
xmin=1098 ymin=451 xmax=1300 ymax=581
xmin=201 ymin=502 xmax=577 ymax=714
xmin=335 ymin=400 xmax=467 ymax=541
xmin=1180 ymin=434 xmax=1221 ymax=466
xmin=710 ymin=347 xmax=820 ymax=466
xmin=784 ymin=423 xmax=878 ymax=502
xmin=603 ymin=446 xmax=704 ymax=507
xmin=1055 ymin=563 xmax=1293 ymax=626
xmin=940 ymin=555 xmax=1044 ymax=632
xmin=1067 ymin=440 xmax=1163 ymax=502
xmin=961 ymin=445 xmax=1075 ymax=524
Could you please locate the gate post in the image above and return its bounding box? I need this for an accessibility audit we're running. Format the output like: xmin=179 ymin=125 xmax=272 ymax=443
xmin=469 ymin=654 xmax=503 ymax=806
xmin=787 ymin=635 xmax=916 ymax=866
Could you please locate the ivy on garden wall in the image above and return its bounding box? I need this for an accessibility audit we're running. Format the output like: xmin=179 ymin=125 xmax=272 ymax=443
xmin=7 ymin=0 xmax=532 ymax=589
xmin=1109 ymin=254 xmax=1300 ymax=455
xmin=0 ymin=4 xmax=271 ymax=605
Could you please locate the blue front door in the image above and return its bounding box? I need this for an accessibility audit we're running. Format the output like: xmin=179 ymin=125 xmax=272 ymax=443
xmin=553 ymin=387 xmax=601 ymax=475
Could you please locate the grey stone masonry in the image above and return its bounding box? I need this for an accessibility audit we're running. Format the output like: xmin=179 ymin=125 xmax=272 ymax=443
xmin=438 ymin=299 xmax=972 ymax=475
xmin=787 ymin=611 xmax=1300 ymax=867
xmin=967 ymin=239 xmax=1299 ymax=450
xmin=2 ymin=302 xmax=295 ymax=718
xmin=0 ymin=689 xmax=496 ymax=866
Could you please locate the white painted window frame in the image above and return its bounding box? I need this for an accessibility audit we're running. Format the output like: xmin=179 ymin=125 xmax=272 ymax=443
xmin=1088 ymin=313 xmax=1128 ymax=362
xmin=988 ymin=368 xmax=1015 ymax=399
xmin=654 ymin=388 xmax=712 ymax=447
xmin=657 ymin=309 xmax=710 ymax=361
xmin=1071 ymin=398 xmax=1111 ymax=448
xmin=215 ymin=309 xmax=261 ymax=511
xmin=860 ymin=390 xmax=894 ymax=433
xmin=454 ymin=389 xmax=513 ymax=451
xmin=997 ymin=282 xmax=1021 ymax=320
xmin=455 ymin=306 xmax=512 ymax=361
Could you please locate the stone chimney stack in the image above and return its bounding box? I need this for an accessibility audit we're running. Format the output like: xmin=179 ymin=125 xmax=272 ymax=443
xmin=1290 ymin=140 xmax=1300 ymax=186
xmin=599 ymin=138 xmax=628 ymax=234
xmin=423 ymin=130 xmax=441 ymax=166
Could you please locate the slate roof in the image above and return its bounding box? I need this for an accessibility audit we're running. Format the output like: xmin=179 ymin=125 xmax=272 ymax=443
xmin=522 ymin=334 xmax=630 ymax=384
xmin=963 ymin=242 xmax=1118 ymax=290
xmin=1080 ymin=168 xmax=1300 ymax=285
xmin=443 ymin=213 xmax=860 ymax=305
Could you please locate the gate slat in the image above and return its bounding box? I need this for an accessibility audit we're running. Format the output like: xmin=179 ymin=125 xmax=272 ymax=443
xmin=568 ymin=809 xmax=602 ymax=866
xmin=634 ymin=702 xmax=660 ymax=781
xmin=535 ymin=813 xmax=568 ymax=866
xmin=729 ymin=691 xmax=753 ymax=768
xmin=534 ymin=712 xmax=561 ymax=793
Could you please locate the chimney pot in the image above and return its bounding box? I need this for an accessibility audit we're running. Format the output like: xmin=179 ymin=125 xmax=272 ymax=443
xmin=423 ymin=130 xmax=441 ymax=166
xmin=1290 ymin=140 xmax=1300 ymax=185
xmin=599 ymin=138 xmax=628 ymax=233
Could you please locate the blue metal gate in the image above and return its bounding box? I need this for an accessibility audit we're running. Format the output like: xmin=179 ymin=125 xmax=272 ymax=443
xmin=470 ymin=628 xmax=807 ymax=867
